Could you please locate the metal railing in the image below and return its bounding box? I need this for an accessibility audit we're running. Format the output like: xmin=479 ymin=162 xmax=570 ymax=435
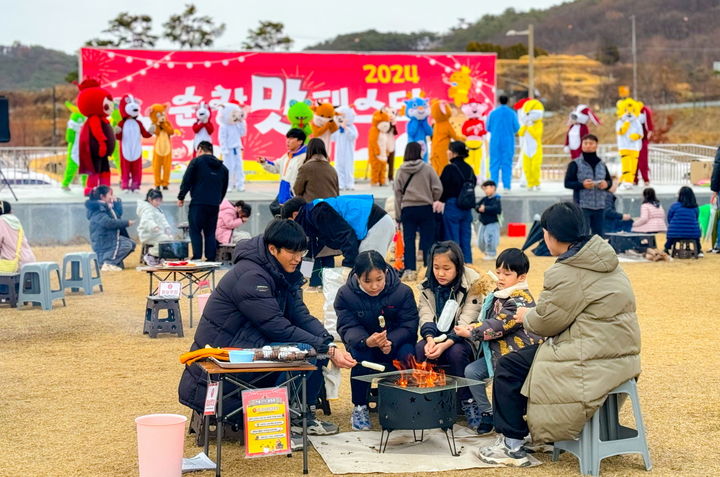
xmin=0 ymin=143 xmax=715 ymax=186
xmin=0 ymin=147 xmax=66 ymax=185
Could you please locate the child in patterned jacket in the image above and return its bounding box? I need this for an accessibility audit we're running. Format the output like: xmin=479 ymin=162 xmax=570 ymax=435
xmin=454 ymin=248 xmax=541 ymax=435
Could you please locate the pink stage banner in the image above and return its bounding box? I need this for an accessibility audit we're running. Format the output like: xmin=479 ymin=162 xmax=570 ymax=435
xmin=80 ymin=48 xmax=496 ymax=172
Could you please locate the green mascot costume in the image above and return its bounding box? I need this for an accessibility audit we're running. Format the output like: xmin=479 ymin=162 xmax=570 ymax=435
xmin=61 ymin=101 xmax=87 ymax=190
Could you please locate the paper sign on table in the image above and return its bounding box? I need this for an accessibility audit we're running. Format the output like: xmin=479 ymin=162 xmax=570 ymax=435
xmin=204 ymin=382 xmax=219 ymax=416
xmin=242 ymin=387 xmax=291 ymax=458
xmin=157 ymin=281 xmax=182 ymax=299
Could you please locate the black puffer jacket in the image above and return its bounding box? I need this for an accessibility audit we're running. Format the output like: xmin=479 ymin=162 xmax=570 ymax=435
xmin=178 ymin=235 xmax=332 ymax=413
xmin=334 ymin=268 xmax=419 ymax=351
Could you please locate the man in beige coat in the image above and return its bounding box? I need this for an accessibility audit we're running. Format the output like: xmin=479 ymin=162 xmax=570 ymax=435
xmin=477 ymin=201 xmax=641 ymax=467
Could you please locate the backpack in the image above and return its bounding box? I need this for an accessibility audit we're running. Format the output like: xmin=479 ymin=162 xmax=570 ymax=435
xmin=452 ymin=163 xmax=476 ymax=210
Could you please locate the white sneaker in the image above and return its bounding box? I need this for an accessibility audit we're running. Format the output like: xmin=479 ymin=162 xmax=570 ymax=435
xmin=482 ymin=255 xmax=497 ymax=261
xmin=101 ymin=263 xmax=122 ymax=272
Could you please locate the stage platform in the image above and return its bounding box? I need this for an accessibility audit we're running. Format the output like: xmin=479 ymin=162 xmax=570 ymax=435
xmin=0 ymin=180 xmax=712 ymax=245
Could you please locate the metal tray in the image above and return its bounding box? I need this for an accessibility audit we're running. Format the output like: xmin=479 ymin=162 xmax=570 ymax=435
xmin=208 ymin=356 xmax=309 ymax=369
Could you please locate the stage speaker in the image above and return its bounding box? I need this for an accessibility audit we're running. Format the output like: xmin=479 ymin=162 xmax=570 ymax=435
xmin=0 ymin=97 xmax=9 ymax=143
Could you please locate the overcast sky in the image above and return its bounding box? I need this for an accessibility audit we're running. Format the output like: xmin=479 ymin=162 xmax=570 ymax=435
xmin=2 ymin=0 xmax=562 ymax=54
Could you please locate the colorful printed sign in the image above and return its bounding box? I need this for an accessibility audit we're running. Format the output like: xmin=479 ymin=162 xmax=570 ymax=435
xmin=80 ymin=48 xmax=496 ymax=181
xmin=242 ymin=387 xmax=291 ymax=458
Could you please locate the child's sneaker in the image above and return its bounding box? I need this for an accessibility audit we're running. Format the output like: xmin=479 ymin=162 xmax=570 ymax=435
xmin=477 ymin=411 xmax=494 ymax=436
xmin=351 ymin=405 xmax=371 ymax=431
xmin=475 ymin=436 xmax=531 ymax=467
xmin=461 ymin=399 xmax=482 ymax=430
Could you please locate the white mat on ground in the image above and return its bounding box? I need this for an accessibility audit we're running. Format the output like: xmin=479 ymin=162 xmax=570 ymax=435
xmin=308 ymin=425 xmax=540 ymax=474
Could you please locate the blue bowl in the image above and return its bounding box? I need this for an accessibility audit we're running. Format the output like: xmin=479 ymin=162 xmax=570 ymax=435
xmin=229 ymin=350 xmax=255 ymax=363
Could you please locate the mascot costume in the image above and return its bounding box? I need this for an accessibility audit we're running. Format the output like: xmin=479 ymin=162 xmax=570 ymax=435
xmin=615 ymin=97 xmax=644 ymax=188
xmin=430 ymin=99 xmax=464 ymax=175
xmin=515 ymin=98 xmax=545 ymax=191
xmin=487 ymin=97 xmax=520 ymax=190
xmin=109 ymin=107 xmax=122 ymax=175
xmin=218 ymin=102 xmax=248 ymax=191
xmin=403 ymin=95 xmax=433 ymax=162
xmin=461 ymin=96 xmax=490 ymax=177
xmin=636 ymin=104 xmax=654 ymax=185
xmin=192 ymin=101 xmax=214 ymax=150
xmin=382 ymin=106 xmax=399 ymax=181
xmin=287 ymin=99 xmax=314 ymax=141
xmin=367 ymin=109 xmax=392 ymax=186
xmin=148 ymin=104 xmax=178 ymax=190
xmin=76 ymin=79 xmax=115 ymax=197
xmin=332 ymin=106 xmax=358 ymax=190
xmin=564 ymin=104 xmax=600 ymax=160
xmin=61 ymin=101 xmax=86 ymax=191
xmin=116 ymin=94 xmax=151 ymax=192
xmin=310 ymin=102 xmax=338 ymax=154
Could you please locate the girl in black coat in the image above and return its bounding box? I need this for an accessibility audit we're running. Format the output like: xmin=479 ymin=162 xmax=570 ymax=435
xmin=334 ymin=250 xmax=419 ymax=430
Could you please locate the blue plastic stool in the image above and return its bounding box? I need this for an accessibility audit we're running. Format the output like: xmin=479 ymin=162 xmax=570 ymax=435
xmin=62 ymin=252 xmax=103 ymax=295
xmin=18 ymin=262 xmax=67 ymax=310
xmin=552 ymin=378 xmax=652 ymax=476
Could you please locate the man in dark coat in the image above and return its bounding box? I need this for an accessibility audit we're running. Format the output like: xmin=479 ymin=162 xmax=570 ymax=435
xmin=177 ymin=141 xmax=229 ymax=261
xmin=178 ymin=219 xmax=356 ymax=435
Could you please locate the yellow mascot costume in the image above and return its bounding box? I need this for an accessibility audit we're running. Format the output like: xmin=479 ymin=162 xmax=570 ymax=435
xmin=515 ymin=98 xmax=544 ymax=191
xmin=615 ymin=97 xmax=644 ymax=188
xmin=148 ymin=104 xmax=178 ymax=189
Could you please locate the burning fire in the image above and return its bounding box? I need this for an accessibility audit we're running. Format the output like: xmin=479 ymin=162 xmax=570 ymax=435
xmin=392 ymin=356 xmax=447 ymax=388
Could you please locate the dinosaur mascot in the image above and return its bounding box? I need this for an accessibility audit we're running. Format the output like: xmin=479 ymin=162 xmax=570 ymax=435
xmin=192 ymin=101 xmax=214 ymax=150
xmin=615 ymin=97 xmax=644 ymax=188
xmin=636 ymin=104 xmax=654 ymax=185
xmin=109 ymin=106 xmax=122 ymax=175
xmin=515 ymin=98 xmax=545 ymax=191
xmin=148 ymin=104 xmax=178 ymax=190
xmin=332 ymin=106 xmax=358 ymax=190
xmin=61 ymin=101 xmax=86 ymax=191
xmin=564 ymin=104 xmax=600 ymax=160
xmin=310 ymin=102 xmax=338 ymax=155
xmin=368 ymin=109 xmax=392 ymax=186
xmin=287 ymin=99 xmax=314 ymax=141
xmin=76 ymin=79 xmax=115 ymax=197
xmin=382 ymin=106 xmax=399 ymax=181
xmin=460 ymin=96 xmax=490 ymax=177
xmin=430 ymin=99 xmax=465 ymax=175
xmin=218 ymin=102 xmax=248 ymax=191
xmin=403 ymin=95 xmax=433 ymax=162
xmin=116 ymin=94 xmax=152 ymax=192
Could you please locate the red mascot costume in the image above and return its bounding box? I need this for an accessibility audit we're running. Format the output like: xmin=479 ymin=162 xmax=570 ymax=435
xmin=116 ymin=94 xmax=151 ymax=192
xmin=635 ymin=105 xmax=654 ymax=185
xmin=77 ymin=79 xmax=116 ymax=196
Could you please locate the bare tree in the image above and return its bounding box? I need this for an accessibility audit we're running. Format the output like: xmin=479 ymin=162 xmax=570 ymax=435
xmin=242 ymin=21 xmax=293 ymax=51
xmin=163 ymin=3 xmax=226 ymax=49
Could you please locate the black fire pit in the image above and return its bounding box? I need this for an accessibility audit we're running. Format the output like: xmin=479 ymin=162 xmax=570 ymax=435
xmin=354 ymin=370 xmax=481 ymax=456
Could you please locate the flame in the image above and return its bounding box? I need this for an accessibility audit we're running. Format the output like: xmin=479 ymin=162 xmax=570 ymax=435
xmin=392 ymin=356 xmax=446 ymax=388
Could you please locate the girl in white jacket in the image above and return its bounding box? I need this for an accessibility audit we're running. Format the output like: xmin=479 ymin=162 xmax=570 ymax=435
xmin=136 ymin=189 xmax=173 ymax=264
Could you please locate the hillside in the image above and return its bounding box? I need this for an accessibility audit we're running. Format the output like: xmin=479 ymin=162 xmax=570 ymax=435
xmin=0 ymin=43 xmax=77 ymax=91
xmin=309 ymin=0 xmax=720 ymax=67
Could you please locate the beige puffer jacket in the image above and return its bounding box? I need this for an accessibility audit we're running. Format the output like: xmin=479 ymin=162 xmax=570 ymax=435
xmin=418 ymin=267 xmax=485 ymax=339
xmin=522 ymin=235 xmax=641 ymax=443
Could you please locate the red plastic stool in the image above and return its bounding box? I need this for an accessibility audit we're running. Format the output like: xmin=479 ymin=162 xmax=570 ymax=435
xmin=507 ymin=223 xmax=527 ymax=237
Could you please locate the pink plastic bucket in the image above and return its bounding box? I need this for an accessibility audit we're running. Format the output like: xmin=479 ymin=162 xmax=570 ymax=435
xmin=197 ymin=294 xmax=211 ymax=316
xmin=135 ymin=414 xmax=187 ymax=477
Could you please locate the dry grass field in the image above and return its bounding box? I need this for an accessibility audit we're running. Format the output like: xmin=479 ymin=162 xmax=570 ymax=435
xmin=1 ymin=237 xmax=718 ymax=477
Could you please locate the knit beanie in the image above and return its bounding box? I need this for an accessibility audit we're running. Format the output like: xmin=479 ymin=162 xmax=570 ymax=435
xmin=540 ymin=202 xmax=588 ymax=243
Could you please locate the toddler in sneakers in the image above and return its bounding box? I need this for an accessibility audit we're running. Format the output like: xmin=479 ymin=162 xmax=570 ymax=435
xmin=454 ymin=248 xmax=541 ymax=435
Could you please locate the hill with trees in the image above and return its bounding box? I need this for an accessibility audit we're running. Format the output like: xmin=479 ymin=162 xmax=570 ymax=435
xmin=0 ymin=43 xmax=76 ymax=90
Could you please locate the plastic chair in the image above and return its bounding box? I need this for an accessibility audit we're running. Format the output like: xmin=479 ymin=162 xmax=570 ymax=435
xmin=0 ymin=273 xmax=20 ymax=307
xmin=143 ymin=296 xmax=184 ymax=338
xmin=18 ymin=262 xmax=66 ymax=310
xmin=62 ymin=252 xmax=103 ymax=295
xmin=552 ymin=378 xmax=652 ymax=476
